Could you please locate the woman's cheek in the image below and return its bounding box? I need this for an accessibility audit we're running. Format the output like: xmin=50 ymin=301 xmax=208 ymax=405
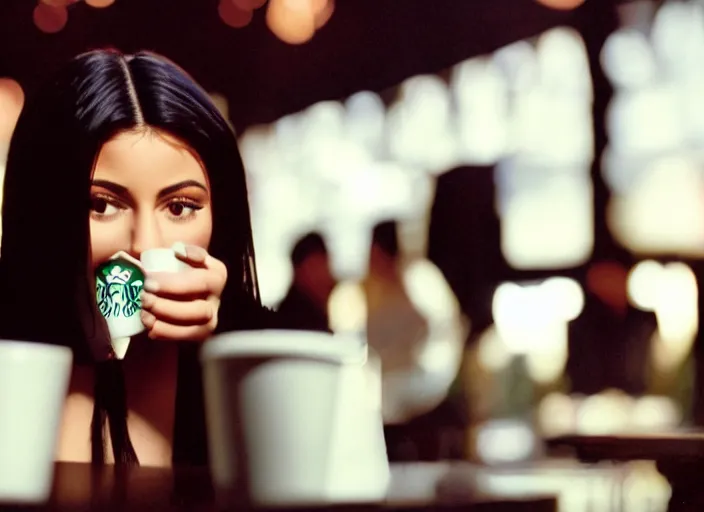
xmin=89 ymin=220 xmax=129 ymax=269
xmin=161 ymin=215 xmax=213 ymax=250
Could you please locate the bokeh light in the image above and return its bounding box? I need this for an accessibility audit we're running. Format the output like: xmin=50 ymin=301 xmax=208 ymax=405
xmin=344 ymin=91 xmax=386 ymax=158
xmin=266 ymin=0 xmax=316 ymax=45
xmin=41 ymin=0 xmax=78 ymax=7
xmin=601 ymin=29 xmax=657 ymax=90
xmin=314 ymin=0 xmax=334 ymax=29
xmin=608 ymin=156 xmax=704 ymax=255
xmin=631 ymin=396 xmax=681 ymax=431
xmin=535 ymin=0 xmax=585 ymax=10
xmin=452 ymin=58 xmax=509 ymax=164
xmin=0 ymin=78 xmax=22 ymax=252
xmin=219 ymin=0 xmax=254 ymax=28
xmin=498 ymin=169 xmax=593 ymax=270
xmin=651 ymin=0 xmax=704 ymax=79
xmin=536 ymin=27 xmax=592 ymax=97
xmin=627 ymin=259 xmax=662 ymax=311
xmin=387 ymin=75 xmax=457 ymax=173
xmin=537 ymin=393 xmax=577 ymax=437
xmin=603 ymin=1 xmax=704 ymax=260
xmin=240 ymin=26 xmax=595 ymax=302
xmin=232 ymin=0 xmax=267 ymax=10
xmin=85 ymin=0 xmax=115 ymax=8
xmin=622 ymin=461 xmax=672 ymax=512
xmin=476 ymin=326 xmax=512 ymax=372
xmin=576 ymin=390 xmax=634 ymax=435
xmin=328 ymin=281 xmax=367 ymax=333
xmin=492 ymin=278 xmax=583 ymax=363
xmin=0 ymin=79 xmax=24 ymax=147
xmin=628 ymin=259 xmax=698 ymax=371
xmin=33 ymin=3 xmax=68 ymax=34
xmin=475 ymin=419 xmax=536 ymax=464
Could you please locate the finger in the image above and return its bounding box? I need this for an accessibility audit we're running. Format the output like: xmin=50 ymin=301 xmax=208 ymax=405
xmin=144 ymin=268 xmax=226 ymax=298
xmin=144 ymin=318 xmax=216 ymax=342
xmin=172 ymin=242 xmax=206 ymax=266
xmin=172 ymin=243 xmax=227 ymax=278
xmin=140 ymin=293 xmax=214 ymax=326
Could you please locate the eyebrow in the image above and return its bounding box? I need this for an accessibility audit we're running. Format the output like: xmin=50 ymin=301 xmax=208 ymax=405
xmin=91 ymin=180 xmax=129 ymax=197
xmin=91 ymin=179 xmax=209 ymax=201
xmin=156 ymin=180 xmax=209 ymax=200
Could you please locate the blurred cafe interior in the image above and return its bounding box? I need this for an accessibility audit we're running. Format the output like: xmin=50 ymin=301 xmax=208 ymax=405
xmin=5 ymin=0 xmax=704 ymax=510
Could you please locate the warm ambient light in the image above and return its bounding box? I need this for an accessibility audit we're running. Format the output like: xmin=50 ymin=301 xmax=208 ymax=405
xmin=33 ymin=3 xmax=68 ymax=34
xmin=232 ymin=0 xmax=268 ymax=9
xmin=85 ymin=0 xmax=116 ymax=8
xmin=0 ymin=78 xmax=24 ymax=148
xmin=535 ymin=0 xmax=585 ymax=10
xmin=220 ymin=0 xmax=334 ymax=40
xmin=266 ymin=0 xmax=316 ymax=45
xmin=41 ymin=0 xmax=79 ymax=6
xmin=219 ymin=0 xmax=254 ymax=28
xmin=314 ymin=0 xmax=334 ymax=29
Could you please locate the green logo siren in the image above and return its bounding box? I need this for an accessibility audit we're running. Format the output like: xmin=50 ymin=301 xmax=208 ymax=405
xmin=96 ymin=258 xmax=145 ymax=320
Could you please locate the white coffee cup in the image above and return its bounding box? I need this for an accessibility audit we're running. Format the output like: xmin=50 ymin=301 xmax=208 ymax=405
xmin=96 ymin=252 xmax=145 ymax=342
xmin=99 ymin=246 xmax=190 ymax=338
xmin=140 ymin=246 xmax=190 ymax=274
xmin=201 ymin=330 xmax=391 ymax=507
xmin=100 ymin=247 xmax=190 ymax=358
xmin=0 ymin=340 xmax=72 ymax=504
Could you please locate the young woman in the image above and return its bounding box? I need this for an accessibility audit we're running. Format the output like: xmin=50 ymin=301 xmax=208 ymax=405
xmin=0 ymin=49 xmax=274 ymax=467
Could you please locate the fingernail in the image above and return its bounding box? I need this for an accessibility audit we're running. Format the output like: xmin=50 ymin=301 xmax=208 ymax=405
xmin=141 ymin=310 xmax=155 ymax=327
xmin=144 ymin=279 xmax=159 ymax=292
xmin=172 ymin=242 xmax=187 ymax=258
xmin=140 ymin=291 xmax=154 ymax=308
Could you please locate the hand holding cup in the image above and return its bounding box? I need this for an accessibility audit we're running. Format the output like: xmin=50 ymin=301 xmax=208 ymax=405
xmin=139 ymin=242 xmax=228 ymax=342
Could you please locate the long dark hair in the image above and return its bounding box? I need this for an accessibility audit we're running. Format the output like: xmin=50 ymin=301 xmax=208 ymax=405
xmin=0 ymin=49 xmax=263 ymax=465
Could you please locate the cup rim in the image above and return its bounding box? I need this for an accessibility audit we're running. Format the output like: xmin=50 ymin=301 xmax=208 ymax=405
xmin=140 ymin=247 xmax=189 ymax=273
xmin=105 ymin=251 xmax=145 ymax=272
xmin=140 ymin=247 xmax=176 ymax=257
xmin=201 ymin=329 xmax=367 ymax=365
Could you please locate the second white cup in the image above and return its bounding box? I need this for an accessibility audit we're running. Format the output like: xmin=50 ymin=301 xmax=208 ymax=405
xmin=201 ymin=330 xmax=391 ymax=508
xmin=0 ymin=340 xmax=72 ymax=505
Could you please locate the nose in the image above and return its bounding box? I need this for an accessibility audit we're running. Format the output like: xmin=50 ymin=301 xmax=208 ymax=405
xmin=130 ymin=211 xmax=165 ymax=258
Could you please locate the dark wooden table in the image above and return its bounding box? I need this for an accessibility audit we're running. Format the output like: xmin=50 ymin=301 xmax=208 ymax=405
xmin=0 ymin=462 xmax=557 ymax=511
xmin=547 ymin=431 xmax=704 ymax=512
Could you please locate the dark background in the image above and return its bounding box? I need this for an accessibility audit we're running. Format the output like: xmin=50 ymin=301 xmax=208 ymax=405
xmin=0 ymin=0 xmax=580 ymax=131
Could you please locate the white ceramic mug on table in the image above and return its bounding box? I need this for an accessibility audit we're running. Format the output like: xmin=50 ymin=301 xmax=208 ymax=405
xmin=0 ymin=340 xmax=72 ymax=504
xmin=201 ymin=330 xmax=390 ymax=507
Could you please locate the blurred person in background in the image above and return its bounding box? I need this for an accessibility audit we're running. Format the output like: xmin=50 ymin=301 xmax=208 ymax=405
xmin=365 ymin=220 xmax=469 ymax=460
xmin=567 ymin=259 xmax=654 ymax=397
xmin=276 ymin=232 xmax=336 ymax=332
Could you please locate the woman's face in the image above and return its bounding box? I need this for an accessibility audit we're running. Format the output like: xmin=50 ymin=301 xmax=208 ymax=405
xmin=90 ymin=129 xmax=213 ymax=268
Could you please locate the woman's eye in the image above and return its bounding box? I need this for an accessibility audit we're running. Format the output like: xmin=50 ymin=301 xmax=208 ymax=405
xmin=167 ymin=201 xmax=201 ymax=219
xmin=90 ymin=197 xmax=120 ymax=217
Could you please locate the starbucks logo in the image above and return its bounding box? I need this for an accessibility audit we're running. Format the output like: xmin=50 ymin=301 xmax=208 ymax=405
xmin=96 ymin=258 xmax=145 ymax=319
